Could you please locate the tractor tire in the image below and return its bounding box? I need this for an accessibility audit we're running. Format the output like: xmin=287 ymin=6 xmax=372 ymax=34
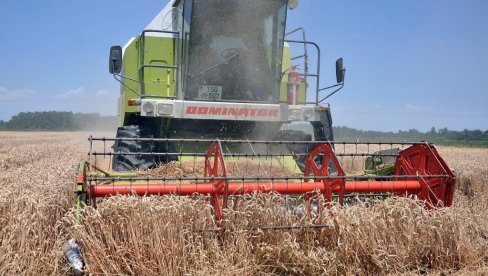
xmin=112 ymin=125 xmax=157 ymax=171
xmin=155 ymin=140 xmax=178 ymax=163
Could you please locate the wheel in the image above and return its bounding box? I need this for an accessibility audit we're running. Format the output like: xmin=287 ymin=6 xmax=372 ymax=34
xmin=112 ymin=125 xmax=158 ymax=171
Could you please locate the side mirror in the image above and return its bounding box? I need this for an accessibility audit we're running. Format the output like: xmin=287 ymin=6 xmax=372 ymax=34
xmin=109 ymin=46 xmax=122 ymax=74
xmin=335 ymin=57 xmax=345 ymax=83
xmin=318 ymin=57 xmax=346 ymax=102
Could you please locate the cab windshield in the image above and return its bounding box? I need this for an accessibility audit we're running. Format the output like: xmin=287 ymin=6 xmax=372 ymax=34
xmin=183 ymin=0 xmax=288 ymax=103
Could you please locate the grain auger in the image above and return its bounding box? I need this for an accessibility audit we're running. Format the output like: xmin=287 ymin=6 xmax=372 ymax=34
xmin=76 ymin=137 xmax=455 ymax=223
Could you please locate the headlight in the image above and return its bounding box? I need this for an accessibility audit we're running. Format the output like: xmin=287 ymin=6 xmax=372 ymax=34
xmin=289 ymin=109 xmax=302 ymax=121
xmin=157 ymin=103 xmax=174 ymax=116
xmin=142 ymin=102 xmax=154 ymax=113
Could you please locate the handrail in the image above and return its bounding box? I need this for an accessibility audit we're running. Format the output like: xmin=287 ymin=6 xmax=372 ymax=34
xmin=284 ymin=40 xmax=321 ymax=106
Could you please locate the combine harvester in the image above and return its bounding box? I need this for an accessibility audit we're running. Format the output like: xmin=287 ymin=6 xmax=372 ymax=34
xmin=76 ymin=0 xmax=455 ymax=221
xmin=77 ymin=0 xmax=455 ymax=221
xmin=71 ymin=0 xmax=455 ymax=271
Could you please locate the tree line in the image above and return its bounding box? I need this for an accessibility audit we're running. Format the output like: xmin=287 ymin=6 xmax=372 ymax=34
xmin=334 ymin=126 xmax=488 ymax=147
xmin=0 ymin=111 xmax=117 ymax=131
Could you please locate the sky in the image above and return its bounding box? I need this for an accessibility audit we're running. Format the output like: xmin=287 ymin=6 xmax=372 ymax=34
xmin=0 ymin=0 xmax=487 ymax=132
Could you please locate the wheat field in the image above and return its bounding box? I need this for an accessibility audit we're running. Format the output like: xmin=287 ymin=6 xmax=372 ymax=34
xmin=0 ymin=132 xmax=487 ymax=275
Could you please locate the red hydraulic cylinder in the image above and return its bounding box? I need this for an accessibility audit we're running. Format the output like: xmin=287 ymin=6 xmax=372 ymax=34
xmin=89 ymin=180 xmax=421 ymax=198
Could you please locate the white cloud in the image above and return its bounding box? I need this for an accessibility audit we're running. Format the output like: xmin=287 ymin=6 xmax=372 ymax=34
xmin=0 ymin=86 xmax=38 ymax=100
xmin=55 ymin=87 xmax=87 ymax=98
xmin=55 ymin=87 xmax=115 ymax=99
xmin=95 ymin=89 xmax=112 ymax=97
xmin=49 ymin=87 xmax=117 ymax=116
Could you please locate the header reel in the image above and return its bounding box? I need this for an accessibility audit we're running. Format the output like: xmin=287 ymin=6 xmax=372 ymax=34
xmin=76 ymin=137 xmax=455 ymax=225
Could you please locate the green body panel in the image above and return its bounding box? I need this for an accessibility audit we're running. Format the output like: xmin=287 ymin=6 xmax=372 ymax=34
xmin=141 ymin=37 xmax=175 ymax=98
xmin=120 ymin=39 xmax=139 ymax=117
xmin=279 ymin=46 xmax=291 ymax=102
xmin=119 ymin=36 xmax=176 ymax=125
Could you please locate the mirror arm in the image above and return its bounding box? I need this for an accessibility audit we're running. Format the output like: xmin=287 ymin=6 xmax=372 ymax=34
xmin=113 ymin=73 xmax=144 ymax=85
xmin=318 ymin=71 xmax=346 ymax=103
xmin=318 ymin=82 xmax=342 ymax=92
xmin=112 ymin=74 xmax=142 ymax=97
xmin=319 ymin=82 xmax=344 ymax=103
